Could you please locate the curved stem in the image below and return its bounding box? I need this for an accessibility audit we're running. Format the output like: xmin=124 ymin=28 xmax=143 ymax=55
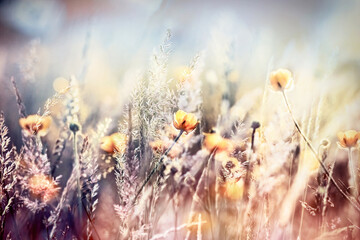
xmin=281 ymin=90 xmax=360 ymax=212
xmin=133 ymin=130 xmax=184 ymax=204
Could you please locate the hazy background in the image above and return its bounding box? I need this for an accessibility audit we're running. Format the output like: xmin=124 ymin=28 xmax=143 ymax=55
xmin=0 ymin=0 xmax=359 ymax=144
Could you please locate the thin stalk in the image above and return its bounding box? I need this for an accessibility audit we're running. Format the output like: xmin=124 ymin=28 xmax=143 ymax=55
xmin=185 ymin=150 xmax=216 ymax=240
xmin=73 ymin=132 xmax=82 ymax=227
xmin=298 ymin=183 xmax=308 ymax=239
xmin=321 ymin=159 xmax=334 ymax=234
xmin=281 ymin=91 xmax=360 ymax=212
xmin=133 ymin=130 xmax=184 ymax=204
xmin=82 ymin=199 xmax=102 ymax=240
xmin=348 ymin=148 xmax=359 ymax=197
xmin=174 ymin=196 xmax=178 ymax=240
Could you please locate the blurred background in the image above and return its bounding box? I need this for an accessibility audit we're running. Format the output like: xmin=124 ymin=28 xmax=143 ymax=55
xmin=1 ymin=1 xmax=360 ymax=238
xmin=1 ymin=0 xmax=360 ymax=143
xmin=1 ymin=0 xmax=359 ymax=119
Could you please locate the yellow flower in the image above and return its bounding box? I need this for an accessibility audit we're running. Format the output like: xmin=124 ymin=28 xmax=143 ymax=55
xmin=203 ymin=132 xmax=233 ymax=153
xmin=337 ymin=130 xmax=359 ymax=148
xmin=19 ymin=114 xmax=52 ymax=136
xmin=28 ymin=174 xmax=59 ymax=202
xmin=269 ymin=68 xmax=293 ymax=91
xmin=223 ymin=179 xmax=244 ymax=200
xmin=100 ymin=133 xmax=128 ymax=154
xmin=173 ymin=110 xmax=199 ymax=134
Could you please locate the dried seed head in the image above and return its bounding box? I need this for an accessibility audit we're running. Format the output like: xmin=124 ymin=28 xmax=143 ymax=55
xmin=28 ymin=174 xmax=59 ymax=202
xmin=69 ymin=122 xmax=80 ymax=133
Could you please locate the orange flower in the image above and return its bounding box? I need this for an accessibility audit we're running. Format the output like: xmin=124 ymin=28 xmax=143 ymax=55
xmin=100 ymin=133 xmax=128 ymax=154
xmin=173 ymin=110 xmax=199 ymax=134
xmin=150 ymin=139 xmax=182 ymax=158
xmin=203 ymin=132 xmax=233 ymax=153
xmin=269 ymin=68 xmax=293 ymax=91
xmin=223 ymin=179 xmax=245 ymax=200
xmin=19 ymin=114 xmax=52 ymax=136
xmin=28 ymin=174 xmax=59 ymax=202
xmin=337 ymin=130 xmax=359 ymax=148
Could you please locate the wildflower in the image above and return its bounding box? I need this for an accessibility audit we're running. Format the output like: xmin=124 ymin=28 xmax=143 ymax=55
xmin=19 ymin=114 xmax=52 ymax=136
xmin=337 ymin=130 xmax=359 ymax=148
xmin=337 ymin=130 xmax=359 ymax=196
xmin=28 ymin=174 xmax=59 ymax=202
xmin=269 ymin=68 xmax=293 ymax=91
xmin=203 ymin=131 xmax=233 ymax=153
xmin=100 ymin=133 xmax=128 ymax=154
xmin=223 ymin=179 xmax=245 ymax=200
xmin=173 ymin=110 xmax=199 ymax=134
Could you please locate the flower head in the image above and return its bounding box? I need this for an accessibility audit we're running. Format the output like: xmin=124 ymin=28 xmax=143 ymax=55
xmin=269 ymin=68 xmax=293 ymax=91
xmin=203 ymin=131 xmax=233 ymax=153
xmin=173 ymin=110 xmax=199 ymax=134
xmin=100 ymin=133 xmax=128 ymax=154
xmin=19 ymin=114 xmax=52 ymax=136
xmin=223 ymin=179 xmax=245 ymax=200
xmin=28 ymin=174 xmax=59 ymax=202
xmin=337 ymin=130 xmax=359 ymax=148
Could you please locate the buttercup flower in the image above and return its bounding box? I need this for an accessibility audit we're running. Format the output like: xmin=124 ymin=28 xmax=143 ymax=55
xmin=337 ymin=130 xmax=359 ymax=148
xmin=173 ymin=110 xmax=199 ymax=134
xmin=269 ymin=68 xmax=293 ymax=91
xmin=203 ymin=131 xmax=233 ymax=153
xmin=28 ymin=174 xmax=59 ymax=202
xmin=19 ymin=114 xmax=52 ymax=136
xmin=100 ymin=133 xmax=128 ymax=154
xmin=223 ymin=179 xmax=245 ymax=200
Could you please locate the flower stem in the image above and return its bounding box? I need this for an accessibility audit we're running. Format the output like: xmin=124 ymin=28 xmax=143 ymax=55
xmin=348 ymin=148 xmax=359 ymax=197
xmin=73 ymin=131 xmax=82 ymax=227
xmin=133 ymin=130 xmax=184 ymax=204
xmin=281 ymin=90 xmax=360 ymax=212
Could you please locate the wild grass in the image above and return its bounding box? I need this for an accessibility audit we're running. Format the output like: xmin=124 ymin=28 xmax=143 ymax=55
xmin=0 ymin=30 xmax=360 ymax=240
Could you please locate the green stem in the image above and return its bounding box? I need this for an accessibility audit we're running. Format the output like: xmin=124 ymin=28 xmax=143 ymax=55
xmin=281 ymin=91 xmax=360 ymax=212
xmin=133 ymin=130 xmax=184 ymax=204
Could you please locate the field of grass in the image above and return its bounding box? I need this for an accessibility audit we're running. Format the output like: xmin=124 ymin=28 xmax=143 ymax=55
xmin=0 ymin=1 xmax=360 ymax=240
